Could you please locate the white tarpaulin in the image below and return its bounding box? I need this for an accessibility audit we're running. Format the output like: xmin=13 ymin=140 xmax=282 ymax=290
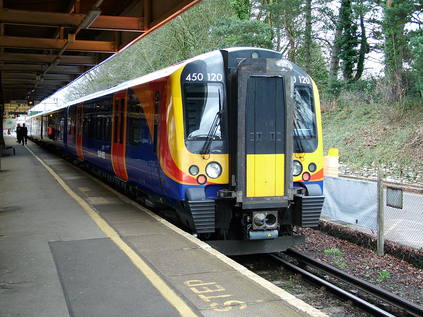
xmin=322 ymin=176 xmax=378 ymax=230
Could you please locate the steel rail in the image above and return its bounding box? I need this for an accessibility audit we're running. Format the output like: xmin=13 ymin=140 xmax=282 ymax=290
xmin=285 ymin=249 xmax=423 ymax=317
xmin=269 ymin=253 xmax=396 ymax=317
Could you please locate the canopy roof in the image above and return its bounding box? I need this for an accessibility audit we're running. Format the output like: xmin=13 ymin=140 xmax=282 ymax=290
xmin=0 ymin=0 xmax=201 ymax=105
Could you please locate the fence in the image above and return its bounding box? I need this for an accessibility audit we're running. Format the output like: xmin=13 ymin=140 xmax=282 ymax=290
xmin=322 ymin=175 xmax=423 ymax=251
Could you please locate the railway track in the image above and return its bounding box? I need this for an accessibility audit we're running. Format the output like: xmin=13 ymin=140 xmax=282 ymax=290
xmin=269 ymin=249 xmax=423 ymax=317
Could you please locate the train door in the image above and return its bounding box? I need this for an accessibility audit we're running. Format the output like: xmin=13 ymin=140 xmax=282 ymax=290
xmin=111 ymin=91 xmax=129 ymax=181
xmin=245 ymin=76 xmax=285 ymax=197
xmin=232 ymin=58 xmax=293 ymax=208
xmin=76 ymin=103 xmax=84 ymax=160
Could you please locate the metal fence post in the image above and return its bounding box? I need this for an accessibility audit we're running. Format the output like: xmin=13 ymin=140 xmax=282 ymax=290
xmin=377 ymin=170 xmax=385 ymax=256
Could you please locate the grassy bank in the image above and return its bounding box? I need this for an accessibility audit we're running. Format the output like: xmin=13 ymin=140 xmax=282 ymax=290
xmin=321 ymin=91 xmax=423 ymax=183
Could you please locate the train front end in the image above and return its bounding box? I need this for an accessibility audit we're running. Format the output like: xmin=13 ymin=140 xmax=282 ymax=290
xmin=171 ymin=48 xmax=324 ymax=255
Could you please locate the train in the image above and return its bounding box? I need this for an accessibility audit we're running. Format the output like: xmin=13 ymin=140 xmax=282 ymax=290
xmin=27 ymin=47 xmax=324 ymax=255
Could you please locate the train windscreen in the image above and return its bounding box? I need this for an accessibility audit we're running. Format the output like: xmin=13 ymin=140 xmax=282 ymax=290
xmin=293 ymin=86 xmax=317 ymax=153
xmin=183 ymin=82 xmax=226 ymax=154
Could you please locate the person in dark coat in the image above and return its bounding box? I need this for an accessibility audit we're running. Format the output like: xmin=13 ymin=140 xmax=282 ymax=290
xmin=21 ymin=123 xmax=28 ymax=145
xmin=16 ymin=123 xmax=23 ymax=144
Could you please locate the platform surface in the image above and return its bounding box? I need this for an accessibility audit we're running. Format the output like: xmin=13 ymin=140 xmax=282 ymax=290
xmin=0 ymin=136 xmax=326 ymax=317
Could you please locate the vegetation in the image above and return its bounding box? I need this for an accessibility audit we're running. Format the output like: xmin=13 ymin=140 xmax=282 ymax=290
xmin=324 ymin=248 xmax=347 ymax=267
xmin=324 ymin=248 xmax=344 ymax=256
xmin=378 ymin=270 xmax=391 ymax=281
xmin=322 ymin=80 xmax=423 ymax=179
xmin=55 ymin=0 xmax=422 ymax=178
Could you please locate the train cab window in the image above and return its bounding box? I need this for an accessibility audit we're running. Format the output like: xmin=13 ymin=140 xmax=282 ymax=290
xmin=182 ymin=83 xmax=226 ymax=154
xmin=293 ymin=86 xmax=317 ymax=153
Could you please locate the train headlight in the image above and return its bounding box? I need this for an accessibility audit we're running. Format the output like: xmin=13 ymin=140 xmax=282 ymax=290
xmin=252 ymin=211 xmax=278 ymax=230
xmin=265 ymin=213 xmax=277 ymax=227
xmin=189 ymin=165 xmax=199 ymax=176
xmin=253 ymin=212 xmax=266 ymax=228
xmin=293 ymin=160 xmax=302 ymax=176
xmin=308 ymin=163 xmax=317 ymax=173
xmin=205 ymin=162 xmax=222 ymax=179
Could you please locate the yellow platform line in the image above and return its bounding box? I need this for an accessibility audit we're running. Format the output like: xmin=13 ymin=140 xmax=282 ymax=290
xmin=26 ymin=146 xmax=197 ymax=317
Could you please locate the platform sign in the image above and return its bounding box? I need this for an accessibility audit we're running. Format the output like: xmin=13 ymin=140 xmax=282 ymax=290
xmin=386 ymin=187 xmax=403 ymax=209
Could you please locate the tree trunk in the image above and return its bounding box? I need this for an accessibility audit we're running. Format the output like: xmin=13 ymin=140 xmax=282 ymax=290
xmin=383 ymin=0 xmax=410 ymax=101
xmin=276 ymin=27 xmax=282 ymax=51
xmin=304 ymin=0 xmax=312 ymax=73
xmin=287 ymin=31 xmax=296 ymax=62
xmin=354 ymin=10 xmax=368 ymax=81
xmin=339 ymin=0 xmax=356 ymax=82
xmin=329 ymin=8 xmax=344 ymax=88
xmin=283 ymin=14 xmax=296 ymax=62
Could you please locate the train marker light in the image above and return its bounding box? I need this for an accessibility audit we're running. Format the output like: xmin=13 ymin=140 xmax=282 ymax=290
xmin=189 ymin=165 xmax=199 ymax=176
xmin=308 ymin=163 xmax=317 ymax=173
xmin=197 ymin=174 xmax=207 ymax=185
xmin=302 ymin=172 xmax=311 ymax=181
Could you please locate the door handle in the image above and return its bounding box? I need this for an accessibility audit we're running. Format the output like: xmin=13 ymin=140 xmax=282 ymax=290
xmin=256 ymin=132 xmax=262 ymax=141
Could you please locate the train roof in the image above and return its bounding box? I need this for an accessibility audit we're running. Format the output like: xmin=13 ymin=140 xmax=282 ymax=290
xmin=31 ymin=50 xmax=224 ymax=117
xmin=33 ymin=62 xmax=186 ymax=116
xmin=30 ymin=47 xmax=310 ymax=118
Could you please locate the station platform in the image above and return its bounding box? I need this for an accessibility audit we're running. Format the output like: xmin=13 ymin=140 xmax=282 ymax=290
xmin=0 ymin=136 xmax=326 ymax=317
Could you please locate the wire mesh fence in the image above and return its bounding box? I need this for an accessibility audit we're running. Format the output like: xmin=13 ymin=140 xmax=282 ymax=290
xmin=322 ymin=175 xmax=423 ymax=251
xmin=383 ymin=182 xmax=423 ymax=250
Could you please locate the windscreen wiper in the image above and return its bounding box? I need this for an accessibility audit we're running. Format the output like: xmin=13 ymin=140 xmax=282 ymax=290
xmin=200 ymin=93 xmax=222 ymax=155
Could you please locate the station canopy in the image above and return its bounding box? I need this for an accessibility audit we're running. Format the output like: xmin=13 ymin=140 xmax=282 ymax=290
xmin=0 ymin=0 xmax=201 ymax=105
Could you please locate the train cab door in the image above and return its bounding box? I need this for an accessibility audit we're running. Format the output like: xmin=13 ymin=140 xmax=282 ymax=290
xmin=111 ymin=91 xmax=129 ymax=181
xmin=75 ymin=103 xmax=84 ymax=160
xmin=232 ymin=58 xmax=294 ymax=208
xmin=245 ymin=76 xmax=285 ymax=197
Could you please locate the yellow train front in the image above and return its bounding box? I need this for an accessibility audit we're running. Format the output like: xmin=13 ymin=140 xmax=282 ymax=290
xmin=170 ymin=48 xmax=324 ymax=255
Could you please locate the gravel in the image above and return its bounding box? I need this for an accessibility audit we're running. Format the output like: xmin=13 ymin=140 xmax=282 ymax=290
xmin=238 ymin=227 xmax=423 ymax=316
xmin=339 ymin=163 xmax=423 ymax=186
xmin=294 ymin=227 xmax=423 ymax=306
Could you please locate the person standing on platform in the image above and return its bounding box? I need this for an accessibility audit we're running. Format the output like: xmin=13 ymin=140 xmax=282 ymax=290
xmin=21 ymin=123 xmax=28 ymax=145
xmin=16 ymin=123 xmax=23 ymax=144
